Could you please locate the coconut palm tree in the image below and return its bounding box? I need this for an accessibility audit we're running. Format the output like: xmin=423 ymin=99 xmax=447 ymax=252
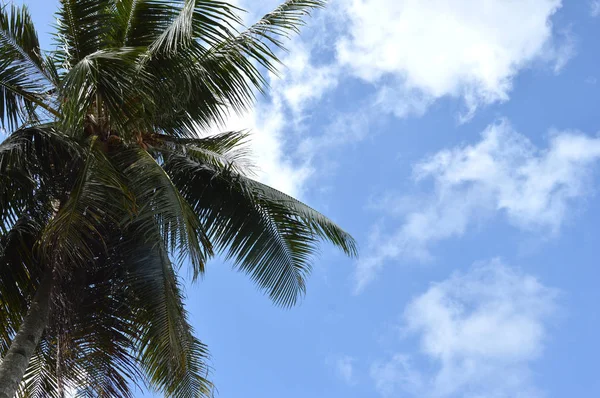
xmin=0 ymin=1 xmax=357 ymax=396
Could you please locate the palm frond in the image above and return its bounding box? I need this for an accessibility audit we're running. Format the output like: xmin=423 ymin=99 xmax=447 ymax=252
xmin=241 ymin=0 xmax=325 ymax=47
xmin=113 ymin=145 xmax=212 ymax=276
xmin=0 ymin=126 xmax=82 ymax=235
xmin=210 ymin=0 xmax=326 ymax=74
xmin=109 ymin=0 xmax=178 ymax=48
xmin=148 ymin=0 xmax=239 ymax=55
xmin=18 ymin=247 xmax=142 ymax=398
xmin=58 ymin=47 xmax=154 ymax=136
xmin=39 ymin=137 xmax=132 ymax=271
xmin=126 ymin=237 xmax=212 ymax=398
xmin=158 ymin=130 xmax=254 ymax=175
xmin=241 ymin=178 xmax=358 ymax=257
xmin=143 ymin=44 xmax=258 ymax=133
xmin=0 ymin=4 xmax=54 ymax=84
xmin=165 ymin=153 xmax=357 ymax=307
xmin=18 ymin=337 xmax=60 ymax=398
xmin=54 ymin=0 xmax=113 ymax=67
xmin=0 ymin=135 xmax=37 ymax=233
xmin=0 ymin=209 xmax=50 ymax=357
xmin=144 ymin=0 xmax=325 ymax=135
xmin=65 ymin=257 xmax=141 ymax=398
xmin=0 ymin=4 xmax=58 ymax=130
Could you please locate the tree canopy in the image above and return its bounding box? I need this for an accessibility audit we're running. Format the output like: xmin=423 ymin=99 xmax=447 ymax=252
xmin=0 ymin=1 xmax=357 ymax=396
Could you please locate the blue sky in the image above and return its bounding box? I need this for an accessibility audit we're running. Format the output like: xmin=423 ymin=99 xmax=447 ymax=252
xmin=18 ymin=0 xmax=600 ymax=396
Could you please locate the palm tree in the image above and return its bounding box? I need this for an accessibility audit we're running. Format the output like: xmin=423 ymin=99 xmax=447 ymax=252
xmin=0 ymin=0 xmax=357 ymax=396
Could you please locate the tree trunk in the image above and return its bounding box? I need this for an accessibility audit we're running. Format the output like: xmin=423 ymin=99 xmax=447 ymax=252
xmin=0 ymin=272 xmax=53 ymax=398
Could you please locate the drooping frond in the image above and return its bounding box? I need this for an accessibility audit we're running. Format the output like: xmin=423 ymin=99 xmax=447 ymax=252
xmin=64 ymin=252 xmax=142 ymax=398
xmin=238 ymin=178 xmax=358 ymax=257
xmin=0 ymin=4 xmax=48 ymax=81
xmin=164 ymin=151 xmax=357 ymax=307
xmin=0 ymin=4 xmax=58 ymax=130
xmin=159 ymin=130 xmax=254 ymax=175
xmin=18 ymin=239 xmax=143 ymax=398
xmin=0 ymin=208 xmax=51 ymax=357
xmin=0 ymin=134 xmax=37 ymax=232
xmin=18 ymin=337 xmax=60 ymax=398
xmin=125 ymin=237 xmax=212 ymax=398
xmin=39 ymin=137 xmax=132 ymax=271
xmin=0 ymin=127 xmax=82 ymax=235
xmin=112 ymin=145 xmax=212 ymax=276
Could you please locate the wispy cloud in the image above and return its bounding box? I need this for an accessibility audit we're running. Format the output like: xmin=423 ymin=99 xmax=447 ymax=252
xmin=371 ymin=260 xmax=558 ymax=398
xmin=356 ymin=120 xmax=600 ymax=291
xmin=591 ymin=1 xmax=600 ymax=17
xmin=273 ymin=40 xmax=339 ymax=122
xmin=335 ymin=356 xmax=356 ymax=385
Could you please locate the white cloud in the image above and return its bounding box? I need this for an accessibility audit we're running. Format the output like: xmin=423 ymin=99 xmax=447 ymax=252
xmin=336 ymin=0 xmax=568 ymax=117
xmin=371 ymin=354 xmax=424 ymax=396
xmin=271 ymin=40 xmax=339 ymax=124
xmin=219 ymin=0 xmax=577 ymax=194
xmin=371 ymin=260 xmax=558 ymax=398
xmin=216 ymin=1 xmax=578 ymax=197
xmin=356 ymin=120 xmax=600 ymax=291
xmin=547 ymin=28 xmax=576 ymax=74
xmin=591 ymin=1 xmax=600 ymax=17
xmin=335 ymin=356 xmax=356 ymax=385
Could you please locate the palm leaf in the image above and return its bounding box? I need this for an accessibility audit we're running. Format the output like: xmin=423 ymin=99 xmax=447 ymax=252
xmin=125 ymin=236 xmax=212 ymax=398
xmin=0 ymin=5 xmax=58 ymax=129
xmin=39 ymin=136 xmax=132 ymax=271
xmin=109 ymin=0 xmax=180 ymax=48
xmin=0 ymin=126 xmax=82 ymax=236
xmin=18 ymin=337 xmax=60 ymax=398
xmin=57 ymin=47 xmax=157 ymax=136
xmin=144 ymin=0 xmax=326 ymax=135
xmin=113 ymin=145 xmax=212 ymax=276
xmin=65 ymin=257 xmax=141 ymax=398
xmin=209 ymin=0 xmax=326 ymax=74
xmin=148 ymin=0 xmax=239 ymax=55
xmin=54 ymin=0 xmax=114 ymax=66
xmin=165 ymin=152 xmax=357 ymax=307
xmin=0 ymin=210 xmax=50 ymax=357
xmin=158 ymin=130 xmax=254 ymax=175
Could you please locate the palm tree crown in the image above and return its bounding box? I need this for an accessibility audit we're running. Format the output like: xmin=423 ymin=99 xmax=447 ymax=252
xmin=0 ymin=0 xmax=357 ymax=396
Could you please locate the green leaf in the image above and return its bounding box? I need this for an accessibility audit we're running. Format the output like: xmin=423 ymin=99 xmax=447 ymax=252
xmin=54 ymin=0 xmax=113 ymax=66
xmin=165 ymin=151 xmax=357 ymax=307
xmin=126 ymin=237 xmax=212 ymax=398
xmin=158 ymin=130 xmax=254 ymax=175
xmin=0 ymin=4 xmax=58 ymax=129
xmin=39 ymin=137 xmax=133 ymax=270
xmin=113 ymin=145 xmax=212 ymax=276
